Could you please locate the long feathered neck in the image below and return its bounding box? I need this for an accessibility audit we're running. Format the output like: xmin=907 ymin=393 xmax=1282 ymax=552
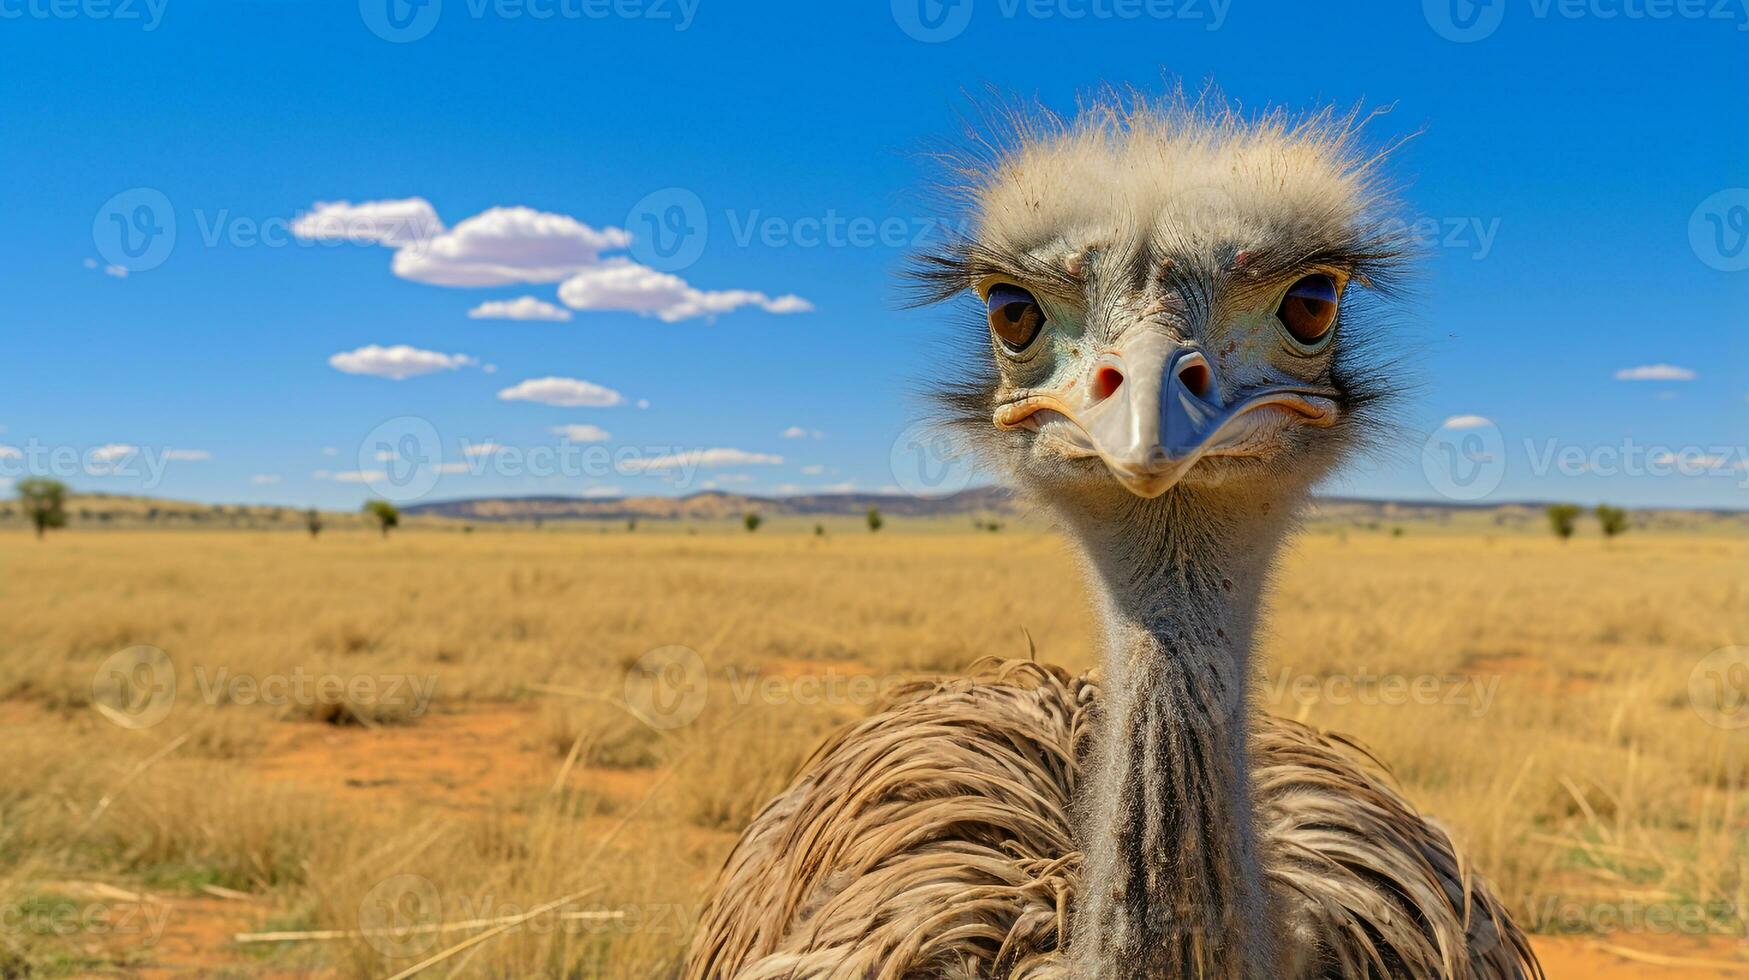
xmin=1061 ymin=488 xmax=1293 ymax=980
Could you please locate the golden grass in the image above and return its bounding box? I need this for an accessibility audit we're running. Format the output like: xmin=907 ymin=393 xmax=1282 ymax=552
xmin=0 ymin=524 xmax=1744 ymax=976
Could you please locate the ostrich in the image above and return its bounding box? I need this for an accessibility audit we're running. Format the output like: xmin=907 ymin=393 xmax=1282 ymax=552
xmin=683 ymin=97 xmax=1540 ymax=979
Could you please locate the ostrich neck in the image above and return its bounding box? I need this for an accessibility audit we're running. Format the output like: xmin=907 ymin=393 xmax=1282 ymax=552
xmin=1064 ymin=492 xmax=1292 ymax=980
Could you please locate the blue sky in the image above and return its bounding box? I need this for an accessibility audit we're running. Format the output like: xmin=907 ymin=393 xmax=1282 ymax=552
xmin=1 ymin=0 xmax=1744 ymax=509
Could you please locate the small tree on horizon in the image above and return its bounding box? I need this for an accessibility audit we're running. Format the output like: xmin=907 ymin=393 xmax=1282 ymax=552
xmin=1546 ymin=503 xmax=1581 ymax=541
xmin=364 ymin=500 xmax=400 ymax=539
xmin=17 ymin=478 xmax=69 ymax=540
xmin=743 ymin=512 xmax=763 ymax=533
xmin=305 ymin=508 xmax=323 ymax=540
xmin=866 ymin=507 xmax=883 ymax=533
xmin=1596 ymin=504 xmax=1629 ymax=540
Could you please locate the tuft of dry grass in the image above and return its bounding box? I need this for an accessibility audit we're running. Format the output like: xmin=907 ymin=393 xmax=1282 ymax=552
xmin=0 ymin=524 xmax=1743 ymax=975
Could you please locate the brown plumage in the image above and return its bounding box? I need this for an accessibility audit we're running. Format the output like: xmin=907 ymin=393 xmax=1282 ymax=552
xmin=682 ymin=93 xmax=1541 ymax=979
xmin=684 ymin=659 xmax=1536 ymax=978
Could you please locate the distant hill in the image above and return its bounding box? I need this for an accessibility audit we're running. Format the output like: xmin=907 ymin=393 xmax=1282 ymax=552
xmin=1 ymin=489 xmax=1742 ymax=535
xmin=398 ymin=487 xmax=1018 ymax=522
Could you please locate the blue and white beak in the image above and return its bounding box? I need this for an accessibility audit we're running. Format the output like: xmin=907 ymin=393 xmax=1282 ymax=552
xmin=994 ymin=331 xmax=1339 ymax=497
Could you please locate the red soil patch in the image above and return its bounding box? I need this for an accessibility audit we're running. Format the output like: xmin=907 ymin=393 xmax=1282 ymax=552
xmin=250 ymin=704 xmax=656 ymax=811
xmin=1533 ymin=934 xmax=1749 ymax=977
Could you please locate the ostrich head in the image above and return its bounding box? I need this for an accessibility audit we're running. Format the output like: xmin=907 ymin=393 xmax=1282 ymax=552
xmin=914 ymin=98 xmax=1409 ymax=523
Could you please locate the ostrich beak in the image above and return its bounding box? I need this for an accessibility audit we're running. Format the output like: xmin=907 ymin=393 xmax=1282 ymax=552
xmin=995 ymin=331 xmax=1340 ymax=498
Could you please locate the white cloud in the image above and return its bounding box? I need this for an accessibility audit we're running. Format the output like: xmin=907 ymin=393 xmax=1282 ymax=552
xmin=799 ymin=464 xmax=826 ymax=476
xmin=292 ymin=198 xmax=443 ymax=247
xmin=619 ymin=448 xmax=783 ymax=472
xmin=463 ymin=442 xmax=506 ymax=457
xmin=298 ymin=199 xmax=810 ymax=322
xmin=250 ymin=474 xmax=282 ymax=485
xmin=557 ymin=260 xmax=813 ymax=323
xmin=0 ymin=445 xmax=20 ymax=459
xmin=83 ymin=258 xmax=97 ymax=269
xmin=433 ymin=462 xmax=474 ymax=474
xmin=635 ymin=399 xmax=650 ymax=410
xmin=581 ymin=485 xmax=621 ymax=498
xmin=550 ymin=424 xmax=611 ymax=443
xmin=1650 ymin=450 xmax=1731 ymax=473
xmin=321 ymin=447 xmax=339 ymax=457
xmin=1615 ymin=364 xmax=1696 ymax=382
xmin=90 ymin=444 xmax=138 ymax=463
xmin=467 ymin=296 xmax=573 ymax=322
xmin=714 ymin=473 xmax=755 ymax=483
xmin=321 ymin=470 xmax=386 ymax=483
xmin=782 ymin=426 xmax=824 ymax=439
xmin=104 ymin=265 xmax=129 ymax=279
xmin=1440 ymin=415 xmax=1492 ymax=430
xmin=329 ymin=344 xmax=477 ymax=380
xmin=392 ymin=207 xmax=631 ymax=286
xmin=162 ymin=449 xmax=211 ymax=461
xmin=819 ymin=481 xmax=857 ymax=493
xmin=497 ymin=377 xmax=624 ymax=408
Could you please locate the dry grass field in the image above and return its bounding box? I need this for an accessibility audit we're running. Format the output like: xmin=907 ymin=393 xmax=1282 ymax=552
xmin=0 ymin=519 xmax=1745 ymax=977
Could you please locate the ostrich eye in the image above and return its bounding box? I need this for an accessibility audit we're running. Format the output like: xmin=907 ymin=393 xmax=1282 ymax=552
xmin=987 ymin=284 xmax=1046 ymax=353
xmin=1277 ymin=274 xmax=1339 ymax=345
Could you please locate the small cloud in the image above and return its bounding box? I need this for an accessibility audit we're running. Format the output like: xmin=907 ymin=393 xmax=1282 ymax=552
xmin=799 ymin=464 xmax=826 ymax=476
xmin=635 ymin=399 xmax=650 ymax=410
xmin=463 ymin=442 xmax=506 ymax=457
xmin=1440 ymin=415 xmax=1492 ymax=430
xmin=550 ymin=424 xmax=611 ymax=443
xmin=90 ymin=444 xmax=138 ymax=464
xmin=1650 ymin=450 xmax=1732 ymax=474
xmin=163 ymin=449 xmax=211 ymax=461
xmin=330 ymin=344 xmax=477 ymax=380
xmin=714 ymin=473 xmax=755 ymax=483
xmin=433 ymin=462 xmax=473 ymax=474
xmin=1656 ymin=391 xmax=1678 ymax=401
xmin=557 ymin=259 xmax=813 ymax=323
xmin=782 ymin=426 xmax=824 ymax=440
xmin=325 ymin=465 xmax=390 ymax=483
xmin=498 ymin=376 xmax=624 ymax=408
xmin=581 ymin=485 xmax=621 ymax=498
xmin=292 ymin=198 xmax=444 ymax=247
xmin=467 ymin=296 xmax=573 ymax=322
xmin=104 ymin=265 xmax=129 ymax=279
xmin=83 ymin=258 xmax=97 ymax=269
xmin=393 ymin=207 xmax=632 ymax=287
xmin=820 ymin=481 xmax=857 ymax=493
xmin=250 ymin=474 xmax=282 ymax=485
xmin=1614 ymin=364 xmax=1696 ymax=382
xmin=619 ymin=448 xmax=782 ymax=473
xmin=0 ymin=445 xmax=21 ymax=459
xmin=321 ymin=447 xmax=339 ymax=457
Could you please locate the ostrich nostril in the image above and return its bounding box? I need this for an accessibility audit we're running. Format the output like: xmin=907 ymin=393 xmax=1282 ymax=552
xmin=1177 ymin=361 xmax=1212 ymax=399
xmin=1093 ymin=366 xmax=1125 ymax=402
